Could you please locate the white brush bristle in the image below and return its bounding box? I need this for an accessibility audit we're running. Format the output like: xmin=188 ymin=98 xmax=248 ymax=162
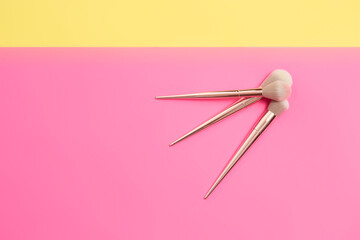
xmin=262 ymin=81 xmax=291 ymax=101
xmin=261 ymin=69 xmax=293 ymax=87
xmin=268 ymin=100 xmax=289 ymax=116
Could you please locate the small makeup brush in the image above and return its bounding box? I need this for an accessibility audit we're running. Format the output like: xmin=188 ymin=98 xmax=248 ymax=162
xmin=204 ymin=100 xmax=289 ymax=199
xmin=169 ymin=70 xmax=293 ymax=146
xmin=156 ymin=80 xmax=291 ymax=101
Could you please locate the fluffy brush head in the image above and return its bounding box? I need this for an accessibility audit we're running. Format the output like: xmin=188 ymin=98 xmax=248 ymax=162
xmin=268 ymin=100 xmax=289 ymax=116
xmin=262 ymin=81 xmax=292 ymax=101
xmin=261 ymin=69 xmax=293 ymax=87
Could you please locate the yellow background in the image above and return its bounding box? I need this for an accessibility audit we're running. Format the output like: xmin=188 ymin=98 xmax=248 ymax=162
xmin=1 ymin=0 xmax=359 ymax=46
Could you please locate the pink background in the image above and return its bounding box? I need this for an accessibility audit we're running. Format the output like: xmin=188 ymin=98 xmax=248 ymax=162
xmin=0 ymin=48 xmax=360 ymax=240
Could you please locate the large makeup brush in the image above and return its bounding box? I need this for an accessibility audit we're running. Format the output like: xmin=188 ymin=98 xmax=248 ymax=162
xmin=169 ymin=70 xmax=293 ymax=146
xmin=156 ymin=80 xmax=291 ymax=101
xmin=204 ymin=100 xmax=289 ymax=199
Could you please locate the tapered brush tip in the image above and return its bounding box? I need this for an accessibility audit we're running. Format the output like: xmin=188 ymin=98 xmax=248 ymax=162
xmin=169 ymin=140 xmax=180 ymax=146
xmin=262 ymin=81 xmax=291 ymax=101
xmin=203 ymin=190 xmax=213 ymax=199
xmin=261 ymin=69 xmax=293 ymax=87
xmin=268 ymin=100 xmax=289 ymax=116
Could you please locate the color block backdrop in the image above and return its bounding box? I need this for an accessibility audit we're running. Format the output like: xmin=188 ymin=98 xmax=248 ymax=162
xmin=0 ymin=48 xmax=360 ymax=240
xmin=1 ymin=0 xmax=360 ymax=46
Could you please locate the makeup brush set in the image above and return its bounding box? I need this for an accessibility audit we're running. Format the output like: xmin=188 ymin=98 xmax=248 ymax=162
xmin=156 ymin=70 xmax=293 ymax=198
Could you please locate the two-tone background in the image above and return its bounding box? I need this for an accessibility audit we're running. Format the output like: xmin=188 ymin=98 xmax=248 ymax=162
xmin=1 ymin=1 xmax=360 ymax=240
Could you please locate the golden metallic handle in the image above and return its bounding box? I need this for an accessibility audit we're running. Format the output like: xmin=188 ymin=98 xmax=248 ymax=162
xmin=204 ymin=111 xmax=276 ymax=199
xmin=170 ymin=97 xmax=262 ymax=146
xmin=156 ymin=88 xmax=262 ymax=99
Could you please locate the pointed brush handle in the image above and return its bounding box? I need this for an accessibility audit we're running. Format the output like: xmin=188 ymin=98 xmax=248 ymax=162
xmin=232 ymin=111 xmax=276 ymax=160
xmin=204 ymin=110 xmax=276 ymax=199
xmin=170 ymin=97 xmax=262 ymax=146
xmin=156 ymin=89 xmax=262 ymax=99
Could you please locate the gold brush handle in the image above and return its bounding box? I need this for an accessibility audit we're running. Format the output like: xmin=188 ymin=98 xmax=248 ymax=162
xmin=156 ymin=89 xmax=262 ymax=99
xmin=204 ymin=111 xmax=276 ymax=199
xmin=170 ymin=97 xmax=262 ymax=146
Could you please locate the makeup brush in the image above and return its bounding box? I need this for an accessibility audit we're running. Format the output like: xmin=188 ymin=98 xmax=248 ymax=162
xmin=156 ymin=80 xmax=291 ymax=101
xmin=204 ymin=100 xmax=289 ymax=199
xmin=169 ymin=70 xmax=293 ymax=146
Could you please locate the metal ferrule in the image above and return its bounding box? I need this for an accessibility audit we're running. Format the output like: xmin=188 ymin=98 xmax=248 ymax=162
xmin=254 ymin=111 xmax=276 ymax=133
xmin=235 ymin=88 xmax=263 ymax=97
